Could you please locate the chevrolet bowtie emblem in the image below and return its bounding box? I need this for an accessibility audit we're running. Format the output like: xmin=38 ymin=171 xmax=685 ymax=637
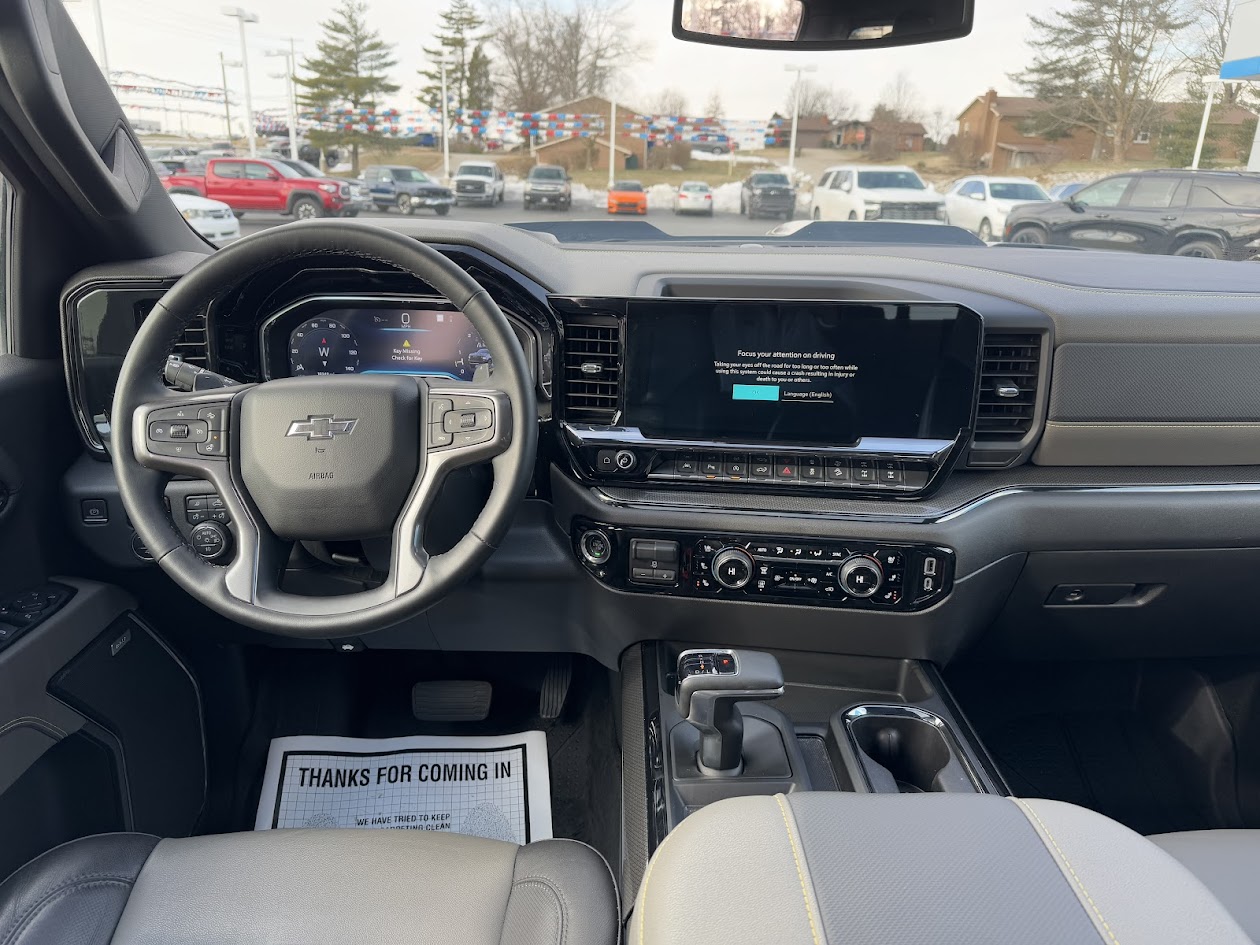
xmin=285 ymin=415 xmax=358 ymax=440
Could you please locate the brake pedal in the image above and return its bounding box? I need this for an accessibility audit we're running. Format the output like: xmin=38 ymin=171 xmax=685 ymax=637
xmin=540 ymin=656 xmax=573 ymax=721
xmin=411 ymin=680 xmax=492 ymax=722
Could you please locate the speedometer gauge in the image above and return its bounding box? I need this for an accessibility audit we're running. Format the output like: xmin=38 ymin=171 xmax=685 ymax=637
xmin=289 ymin=318 xmax=360 ymax=375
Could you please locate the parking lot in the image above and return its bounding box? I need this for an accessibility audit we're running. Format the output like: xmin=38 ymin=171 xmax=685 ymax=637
xmin=237 ymin=201 xmax=788 ymax=239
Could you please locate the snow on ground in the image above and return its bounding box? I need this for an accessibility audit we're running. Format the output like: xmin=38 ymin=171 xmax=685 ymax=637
xmin=690 ymin=149 xmax=775 ymax=165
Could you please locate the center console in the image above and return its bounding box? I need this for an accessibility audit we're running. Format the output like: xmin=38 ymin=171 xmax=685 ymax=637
xmin=556 ymin=297 xmax=983 ymax=499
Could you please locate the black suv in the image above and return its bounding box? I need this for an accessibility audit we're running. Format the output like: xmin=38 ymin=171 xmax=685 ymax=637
xmin=740 ymin=170 xmax=796 ymax=220
xmin=1004 ymin=169 xmax=1260 ymax=260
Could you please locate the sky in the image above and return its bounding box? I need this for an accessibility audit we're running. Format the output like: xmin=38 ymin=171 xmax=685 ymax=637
xmin=65 ymin=0 xmax=1064 ymax=138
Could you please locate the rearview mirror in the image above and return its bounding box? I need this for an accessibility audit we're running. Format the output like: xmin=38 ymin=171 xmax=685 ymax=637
xmin=673 ymin=0 xmax=973 ymax=50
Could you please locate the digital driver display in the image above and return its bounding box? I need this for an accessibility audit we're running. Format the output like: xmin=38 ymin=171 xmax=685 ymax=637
xmin=623 ymin=300 xmax=981 ymax=446
xmin=287 ymin=307 xmax=491 ymax=381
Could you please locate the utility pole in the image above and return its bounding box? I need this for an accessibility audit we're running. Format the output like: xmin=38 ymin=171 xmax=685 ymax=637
xmin=265 ymin=44 xmax=298 ymax=159
xmin=608 ymin=94 xmax=616 ymax=189
xmin=783 ymin=63 xmax=817 ymax=176
xmin=222 ymin=7 xmax=259 ymax=157
xmin=218 ymin=53 xmax=238 ymax=145
xmin=434 ymin=56 xmax=453 ymax=181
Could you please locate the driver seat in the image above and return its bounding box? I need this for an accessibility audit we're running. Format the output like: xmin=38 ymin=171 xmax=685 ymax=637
xmin=0 ymin=828 xmax=618 ymax=945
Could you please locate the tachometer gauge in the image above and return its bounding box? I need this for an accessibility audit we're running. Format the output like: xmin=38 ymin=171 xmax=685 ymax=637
xmin=289 ymin=318 xmax=360 ymax=375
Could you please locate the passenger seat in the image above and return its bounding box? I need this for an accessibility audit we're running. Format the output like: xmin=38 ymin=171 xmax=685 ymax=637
xmin=632 ymin=793 xmax=1254 ymax=944
xmin=1151 ymin=831 xmax=1260 ymax=941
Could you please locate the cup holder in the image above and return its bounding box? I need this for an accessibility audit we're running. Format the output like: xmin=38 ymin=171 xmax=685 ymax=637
xmin=844 ymin=705 xmax=982 ymax=794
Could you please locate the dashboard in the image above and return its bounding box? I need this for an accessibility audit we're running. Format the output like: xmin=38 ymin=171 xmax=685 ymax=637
xmin=56 ymin=220 xmax=1260 ymax=665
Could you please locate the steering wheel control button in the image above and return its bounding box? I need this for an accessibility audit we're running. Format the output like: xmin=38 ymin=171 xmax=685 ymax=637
xmin=196 ymin=431 xmax=227 ymax=457
xmin=712 ymin=547 xmax=755 ymax=590
xmin=80 ymin=498 xmax=108 ymax=524
xmin=190 ymin=521 xmax=232 ymax=563
xmin=429 ymin=427 xmax=454 ymax=448
xmin=197 ymin=405 xmax=227 ymax=429
xmin=839 ymin=556 xmax=884 ymax=598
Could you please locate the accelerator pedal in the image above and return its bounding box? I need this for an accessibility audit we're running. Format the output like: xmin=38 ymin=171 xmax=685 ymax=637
xmin=411 ymin=680 xmax=492 ymax=722
xmin=539 ymin=655 xmax=573 ymax=721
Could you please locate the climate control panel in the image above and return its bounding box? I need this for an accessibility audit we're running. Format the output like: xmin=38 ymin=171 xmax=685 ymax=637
xmin=572 ymin=520 xmax=953 ymax=611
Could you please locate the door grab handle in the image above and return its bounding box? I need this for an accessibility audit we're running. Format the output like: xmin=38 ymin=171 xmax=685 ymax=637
xmin=1161 ymin=215 xmax=1178 ymax=221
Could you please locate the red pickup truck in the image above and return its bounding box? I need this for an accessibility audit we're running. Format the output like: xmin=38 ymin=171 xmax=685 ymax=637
xmin=162 ymin=156 xmax=351 ymax=219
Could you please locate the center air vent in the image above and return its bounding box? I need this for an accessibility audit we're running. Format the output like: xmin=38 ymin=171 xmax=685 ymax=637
xmin=975 ymin=332 xmax=1041 ymax=441
xmin=562 ymin=317 xmax=622 ymax=423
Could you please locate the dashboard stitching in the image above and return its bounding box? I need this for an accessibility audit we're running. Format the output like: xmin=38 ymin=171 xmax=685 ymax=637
xmin=1045 ymin=421 xmax=1260 ymax=429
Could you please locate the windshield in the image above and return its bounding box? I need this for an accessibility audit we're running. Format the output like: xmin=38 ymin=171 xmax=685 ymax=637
xmin=857 ymin=171 xmax=926 ymax=190
xmin=390 ymin=168 xmax=433 ymax=183
xmin=87 ymin=0 xmax=1260 ymax=259
xmin=279 ymin=159 xmax=325 ymax=178
xmin=990 ymin=182 xmax=1049 ymax=201
xmin=613 ymin=181 xmax=644 ymax=192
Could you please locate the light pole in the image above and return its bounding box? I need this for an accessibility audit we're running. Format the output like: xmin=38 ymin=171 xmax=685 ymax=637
xmin=222 ymin=6 xmax=259 ymax=157
xmin=432 ymin=56 xmax=454 ymax=181
xmin=219 ymin=53 xmax=240 ymax=145
xmin=265 ymin=45 xmax=298 ymax=159
xmin=783 ymin=63 xmax=817 ymax=175
xmin=62 ymin=0 xmax=110 ymax=81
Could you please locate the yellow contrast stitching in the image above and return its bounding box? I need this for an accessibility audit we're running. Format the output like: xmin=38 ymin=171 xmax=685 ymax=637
xmin=1014 ymin=799 xmax=1120 ymax=945
xmin=775 ymin=795 xmax=822 ymax=945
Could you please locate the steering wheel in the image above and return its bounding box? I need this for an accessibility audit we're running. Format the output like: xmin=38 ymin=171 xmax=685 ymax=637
xmin=112 ymin=223 xmax=537 ymax=638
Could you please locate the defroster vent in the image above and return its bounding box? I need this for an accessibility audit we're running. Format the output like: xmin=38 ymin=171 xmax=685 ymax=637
xmin=975 ymin=332 xmax=1041 ymax=440
xmin=562 ymin=317 xmax=622 ymax=423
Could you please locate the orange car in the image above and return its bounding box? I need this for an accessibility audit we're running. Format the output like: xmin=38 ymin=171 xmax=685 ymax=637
xmin=607 ymin=179 xmax=648 ymax=214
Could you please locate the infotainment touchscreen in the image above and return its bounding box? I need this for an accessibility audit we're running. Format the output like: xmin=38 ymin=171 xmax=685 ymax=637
xmin=622 ymin=300 xmax=981 ymax=447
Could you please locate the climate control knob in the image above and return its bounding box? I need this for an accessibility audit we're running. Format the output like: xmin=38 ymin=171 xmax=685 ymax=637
xmin=711 ymin=547 xmax=754 ymax=590
xmin=838 ymin=555 xmax=883 ymax=598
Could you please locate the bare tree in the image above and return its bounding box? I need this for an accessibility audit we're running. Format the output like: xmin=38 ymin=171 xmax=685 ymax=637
xmin=488 ymin=0 xmax=647 ymax=111
xmin=705 ymin=89 xmax=724 ymax=119
xmin=1012 ymin=0 xmax=1189 ymax=163
xmin=877 ymin=71 xmax=924 ymax=123
xmin=649 ymin=88 xmax=690 ymax=116
xmin=784 ymin=78 xmax=854 ymax=120
xmin=1182 ymin=0 xmax=1257 ymax=106
xmin=925 ymin=105 xmax=954 ymax=148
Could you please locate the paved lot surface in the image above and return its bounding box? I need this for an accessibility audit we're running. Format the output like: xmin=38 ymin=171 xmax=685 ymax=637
xmin=238 ymin=203 xmax=789 ymax=239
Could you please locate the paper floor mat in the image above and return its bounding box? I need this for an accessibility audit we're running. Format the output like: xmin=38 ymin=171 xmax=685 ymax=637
xmin=254 ymin=732 xmax=552 ymax=843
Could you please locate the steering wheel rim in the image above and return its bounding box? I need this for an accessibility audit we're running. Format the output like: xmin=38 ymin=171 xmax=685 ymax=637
xmin=112 ymin=222 xmax=537 ymax=638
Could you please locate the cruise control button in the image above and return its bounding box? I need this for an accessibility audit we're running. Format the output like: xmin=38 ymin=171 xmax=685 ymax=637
xmin=197 ymin=431 xmax=227 ymax=457
xmin=197 ymin=405 xmax=228 ymax=430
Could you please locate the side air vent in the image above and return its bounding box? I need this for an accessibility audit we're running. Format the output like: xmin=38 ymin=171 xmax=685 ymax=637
xmin=974 ymin=332 xmax=1041 ymax=441
xmin=561 ymin=317 xmax=622 ymax=423
xmin=137 ymin=298 xmax=209 ymax=368
xmin=172 ymin=316 xmax=209 ymax=367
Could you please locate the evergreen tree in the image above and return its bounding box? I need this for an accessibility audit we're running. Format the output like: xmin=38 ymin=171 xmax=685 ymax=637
xmin=466 ymin=43 xmax=494 ymax=111
xmin=419 ymin=0 xmax=488 ymax=113
xmin=295 ymin=0 xmax=399 ymax=173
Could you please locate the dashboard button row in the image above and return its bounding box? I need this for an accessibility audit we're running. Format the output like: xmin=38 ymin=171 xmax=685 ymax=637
xmin=659 ymin=451 xmax=929 ymax=490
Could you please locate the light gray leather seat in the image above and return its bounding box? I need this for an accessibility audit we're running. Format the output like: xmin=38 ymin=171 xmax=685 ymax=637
xmin=1151 ymin=830 xmax=1260 ymax=941
xmin=631 ymin=792 xmax=1254 ymax=945
xmin=0 ymin=828 xmax=619 ymax=945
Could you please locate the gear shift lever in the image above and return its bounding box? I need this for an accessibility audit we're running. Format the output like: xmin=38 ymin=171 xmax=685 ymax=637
xmin=676 ymin=649 xmax=785 ymax=774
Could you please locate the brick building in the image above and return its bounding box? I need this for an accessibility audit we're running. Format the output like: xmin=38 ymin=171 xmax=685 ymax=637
xmin=835 ymin=118 xmax=927 ymax=152
xmin=955 ymin=88 xmax=1256 ymax=172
